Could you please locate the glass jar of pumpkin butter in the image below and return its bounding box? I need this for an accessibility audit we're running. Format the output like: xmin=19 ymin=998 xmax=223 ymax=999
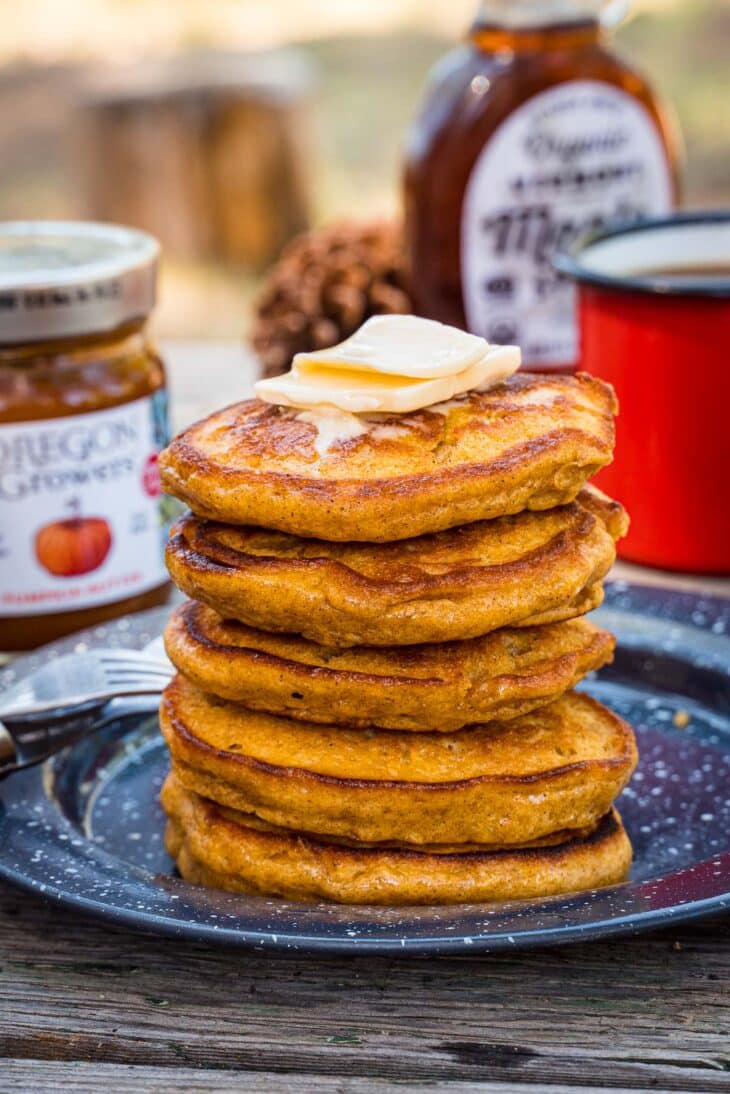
xmin=0 ymin=222 xmax=172 ymax=652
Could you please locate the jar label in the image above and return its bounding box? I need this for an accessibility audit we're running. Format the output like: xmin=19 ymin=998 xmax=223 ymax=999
xmin=0 ymin=393 xmax=171 ymax=616
xmin=461 ymin=79 xmax=673 ymax=367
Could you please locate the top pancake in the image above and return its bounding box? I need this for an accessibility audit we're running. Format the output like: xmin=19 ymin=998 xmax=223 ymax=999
xmin=159 ymin=372 xmax=617 ymax=541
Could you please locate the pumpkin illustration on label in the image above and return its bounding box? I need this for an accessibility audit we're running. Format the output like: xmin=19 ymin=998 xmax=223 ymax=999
xmin=35 ymin=499 xmax=113 ymax=578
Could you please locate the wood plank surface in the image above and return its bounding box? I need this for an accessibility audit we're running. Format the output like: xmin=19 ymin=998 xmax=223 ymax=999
xmin=0 ymin=886 xmax=727 ymax=1091
xmin=1 ymin=1064 xmax=718 ymax=1094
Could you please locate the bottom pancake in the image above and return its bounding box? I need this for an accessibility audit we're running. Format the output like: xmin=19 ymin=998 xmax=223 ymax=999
xmin=162 ymin=773 xmax=632 ymax=906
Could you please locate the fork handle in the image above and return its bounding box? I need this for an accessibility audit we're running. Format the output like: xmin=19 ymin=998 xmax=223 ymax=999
xmin=0 ymin=702 xmax=108 ymax=775
xmin=0 ymin=695 xmax=161 ymax=777
xmin=0 ymin=720 xmax=16 ymax=768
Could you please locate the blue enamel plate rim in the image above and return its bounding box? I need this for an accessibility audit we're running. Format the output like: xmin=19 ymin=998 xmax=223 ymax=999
xmin=0 ymin=848 xmax=727 ymax=954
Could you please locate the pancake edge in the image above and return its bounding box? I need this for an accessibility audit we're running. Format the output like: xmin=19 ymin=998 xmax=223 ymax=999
xmin=160 ymin=686 xmax=639 ymax=845
xmin=162 ymin=777 xmax=632 ymax=905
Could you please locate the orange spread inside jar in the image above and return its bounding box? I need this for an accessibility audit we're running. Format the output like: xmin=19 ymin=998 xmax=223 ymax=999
xmin=0 ymin=222 xmax=172 ymax=651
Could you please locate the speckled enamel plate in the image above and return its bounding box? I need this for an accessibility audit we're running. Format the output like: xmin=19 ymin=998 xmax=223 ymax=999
xmin=0 ymin=583 xmax=728 ymax=954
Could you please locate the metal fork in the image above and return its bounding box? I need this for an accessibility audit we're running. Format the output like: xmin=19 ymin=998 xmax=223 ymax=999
xmin=0 ymin=648 xmax=173 ymax=717
xmin=0 ymin=649 xmax=173 ymax=775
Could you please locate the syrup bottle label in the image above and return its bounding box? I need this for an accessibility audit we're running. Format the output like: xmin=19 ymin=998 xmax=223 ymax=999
xmin=461 ymin=79 xmax=672 ymax=367
xmin=0 ymin=392 xmax=172 ymax=616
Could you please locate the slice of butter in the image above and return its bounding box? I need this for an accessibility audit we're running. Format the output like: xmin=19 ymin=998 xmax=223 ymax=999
xmin=292 ymin=315 xmax=492 ymax=379
xmin=255 ymin=315 xmax=521 ymax=415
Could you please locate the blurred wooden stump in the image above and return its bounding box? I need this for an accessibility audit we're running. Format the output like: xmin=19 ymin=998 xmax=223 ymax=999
xmin=72 ymin=51 xmax=315 ymax=268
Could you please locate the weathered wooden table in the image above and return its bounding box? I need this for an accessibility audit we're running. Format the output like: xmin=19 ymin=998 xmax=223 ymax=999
xmin=2 ymin=343 xmax=728 ymax=1093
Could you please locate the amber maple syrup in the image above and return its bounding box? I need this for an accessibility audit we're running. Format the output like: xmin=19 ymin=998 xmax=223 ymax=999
xmin=404 ymin=1 xmax=680 ymax=371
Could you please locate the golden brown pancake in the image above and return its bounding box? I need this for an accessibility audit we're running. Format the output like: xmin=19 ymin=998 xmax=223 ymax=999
xmin=159 ymin=372 xmax=617 ymax=542
xmin=165 ymin=601 xmax=615 ymax=731
xmin=160 ymin=675 xmax=638 ymax=846
xmin=165 ymin=487 xmax=627 ymax=647
xmin=162 ymin=775 xmax=632 ymax=905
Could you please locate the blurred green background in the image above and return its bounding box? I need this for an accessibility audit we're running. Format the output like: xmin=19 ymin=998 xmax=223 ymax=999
xmin=0 ymin=0 xmax=726 ymax=337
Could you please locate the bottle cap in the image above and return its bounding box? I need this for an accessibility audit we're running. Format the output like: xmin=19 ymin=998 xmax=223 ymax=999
xmin=0 ymin=221 xmax=159 ymax=344
xmin=476 ymin=0 xmax=628 ymax=28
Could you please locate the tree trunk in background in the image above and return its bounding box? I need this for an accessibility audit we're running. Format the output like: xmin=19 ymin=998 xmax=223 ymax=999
xmin=206 ymin=94 xmax=312 ymax=268
xmin=72 ymin=51 xmax=314 ymax=269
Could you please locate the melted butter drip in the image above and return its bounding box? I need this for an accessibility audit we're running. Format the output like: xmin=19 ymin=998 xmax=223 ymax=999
xmin=296 ymin=408 xmax=418 ymax=459
xmin=297 ymin=407 xmax=368 ymax=458
xmin=427 ymin=396 xmax=471 ymax=416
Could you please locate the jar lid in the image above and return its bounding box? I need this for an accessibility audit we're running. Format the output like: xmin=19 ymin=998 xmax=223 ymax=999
xmin=476 ymin=0 xmax=628 ymax=27
xmin=0 ymin=221 xmax=159 ymax=344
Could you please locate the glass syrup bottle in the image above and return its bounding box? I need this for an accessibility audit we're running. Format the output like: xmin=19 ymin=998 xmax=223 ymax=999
xmin=404 ymin=0 xmax=680 ymax=371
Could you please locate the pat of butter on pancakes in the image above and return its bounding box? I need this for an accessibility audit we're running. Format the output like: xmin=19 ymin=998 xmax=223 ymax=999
xmin=255 ymin=315 xmax=520 ymax=415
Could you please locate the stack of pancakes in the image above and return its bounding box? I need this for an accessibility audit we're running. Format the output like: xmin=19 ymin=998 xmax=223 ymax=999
xmin=158 ymin=371 xmax=637 ymax=905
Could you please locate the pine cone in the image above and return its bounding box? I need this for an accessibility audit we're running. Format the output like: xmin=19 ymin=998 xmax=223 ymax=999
xmin=252 ymin=219 xmax=412 ymax=378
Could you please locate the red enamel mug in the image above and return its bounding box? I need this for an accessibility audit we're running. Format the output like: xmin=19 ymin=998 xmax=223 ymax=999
xmin=556 ymin=212 xmax=730 ymax=574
